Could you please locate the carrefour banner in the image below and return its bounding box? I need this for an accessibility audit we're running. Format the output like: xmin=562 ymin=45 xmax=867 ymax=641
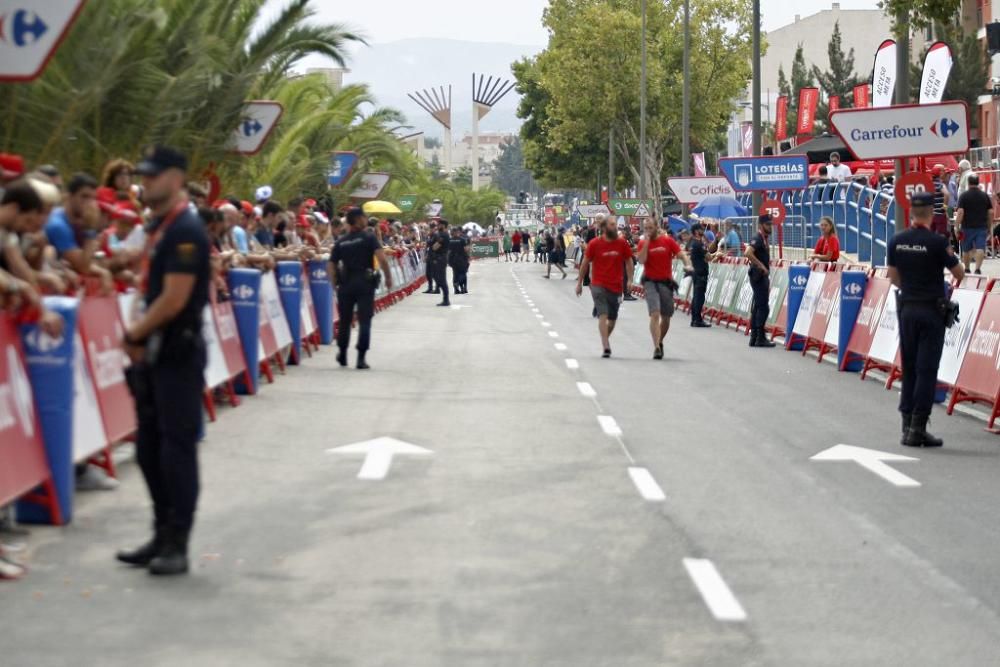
xmin=228 ymin=269 xmax=263 ymax=394
xmin=307 ymin=259 xmax=334 ymax=345
xmin=919 ymin=41 xmax=953 ymax=104
xmin=275 ymin=262 xmax=303 ymax=364
xmin=872 ymin=39 xmax=897 ymax=108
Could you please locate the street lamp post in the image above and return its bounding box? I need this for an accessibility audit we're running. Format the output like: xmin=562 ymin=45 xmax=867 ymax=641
xmin=681 ymin=0 xmax=690 ymax=179
xmin=751 ymin=0 xmax=762 ymax=217
xmin=639 ymin=0 xmax=647 ymax=202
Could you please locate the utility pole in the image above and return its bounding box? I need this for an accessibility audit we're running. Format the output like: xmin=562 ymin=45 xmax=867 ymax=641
xmin=639 ymin=0 xmax=648 ymax=201
xmin=609 ymin=127 xmax=616 ymax=200
xmin=681 ymin=0 xmax=691 ymax=219
xmin=751 ymin=0 xmax=762 ymax=216
xmin=893 ymin=10 xmax=910 ymax=232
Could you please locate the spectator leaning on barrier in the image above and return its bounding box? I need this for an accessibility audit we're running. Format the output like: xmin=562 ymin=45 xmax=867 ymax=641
xmin=118 ymin=145 xmax=211 ymax=577
xmin=955 ymin=174 xmax=992 ymax=275
xmin=45 ymin=173 xmax=114 ymax=294
xmin=810 ymin=217 xmax=841 ymax=263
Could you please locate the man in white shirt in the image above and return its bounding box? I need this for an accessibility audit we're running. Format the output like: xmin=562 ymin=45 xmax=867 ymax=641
xmin=826 ymin=151 xmax=852 ymax=182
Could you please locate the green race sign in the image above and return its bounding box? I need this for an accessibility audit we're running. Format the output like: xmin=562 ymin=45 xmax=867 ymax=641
xmin=398 ymin=195 xmax=417 ymax=212
xmin=608 ymin=198 xmax=655 ymax=216
xmin=470 ymin=240 xmax=500 ymax=259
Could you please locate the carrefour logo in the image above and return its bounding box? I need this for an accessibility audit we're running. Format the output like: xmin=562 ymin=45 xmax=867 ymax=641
xmin=233 ymin=284 xmax=255 ymax=300
xmin=0 ymin=9 xmax=48 ymax=47
xmin=845 ymin=282 xmax=863 ymax=296
xmin=792 ymin=275 xmax=808 ymax=287
xmin=930 ymin=117 xmax=960 ymax=138
xmin=279 ymin=273 xmax=297 ymax=287
xmin=311 ymin=269 xmax=328 ymax=281
xmin=23 ymin=328 xmax=64 ymax=354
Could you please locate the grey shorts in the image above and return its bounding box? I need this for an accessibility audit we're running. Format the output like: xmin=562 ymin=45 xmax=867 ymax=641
xmin=643 ymin=281 xmax=675 ymax=317
xmin=590 ymin=286 xmax=622 ymax=321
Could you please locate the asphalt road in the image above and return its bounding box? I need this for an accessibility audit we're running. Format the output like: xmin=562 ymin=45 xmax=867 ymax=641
xmin=4 ymin=259 xmax=1000 ymax=666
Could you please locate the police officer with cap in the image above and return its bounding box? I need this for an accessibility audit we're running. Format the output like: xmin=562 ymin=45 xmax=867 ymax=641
xmin=429 ymin=219 xmax=451 ymax=307
xmin=888 ymin=191 xmax=964 ymax=447
xmin=117 ymin=145 xmax=211 ymax=576
xmin=744 ymin=213 xmax=777 ymax=347
xmin=423 ymin=220 xmax=439 ymax=294
xmin=331 ymin=207 xmax=394 ymax=369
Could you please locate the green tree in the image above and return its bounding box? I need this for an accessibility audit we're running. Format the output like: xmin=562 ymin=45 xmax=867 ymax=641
xmin=452 ymin=166 xmax=473 ymax=188
xmin=812 ymin=22 xmax=861 ymax=131
xmin=879 ymin=0 xmax=962 ymax=37
xmin=492 ymin=137 xmax=539 ymax=197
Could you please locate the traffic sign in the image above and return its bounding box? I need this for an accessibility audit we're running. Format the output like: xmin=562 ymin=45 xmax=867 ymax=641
xmin=609 ymin=199 xmax=654 ymax=216
xmin=667 ymin=176 xmax=736 ymax=204
xmin=633 ymin=201 xmax=651 ymax=217
xmin=228 ymin=101 xmax=283 ymax=155
xmin=426 ymin=202 xmax=443 ymax=217
xmin=398 ymin=194 xmax=418 ymax=212
xmin=759 ymin=198 xmax=786 ymax=226
xmin=577 ymin=204 xmax=611 ymax=218
xmin=0 ymin=1 xmax=86 ymax=83
xmin=894 ymin=172 xmax=934 ymax=227
xmin=349 ymin=173 xmax=390 ymax=200
xmin=328 ymin=151 xmax=358 ymax=187
xmin=829 ymin=101 xmax=970 ymax=161
xmin=718 ymin=156 xmax=809 ymax=192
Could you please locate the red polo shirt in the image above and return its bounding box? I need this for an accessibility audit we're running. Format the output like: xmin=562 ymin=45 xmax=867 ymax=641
xmin=637 ymin=235 xmax=681 ymax=280
xmin=586 ymin=236 xmax=633 ymax=293
xmin=814 ymin=234 xmax=840 ymax=261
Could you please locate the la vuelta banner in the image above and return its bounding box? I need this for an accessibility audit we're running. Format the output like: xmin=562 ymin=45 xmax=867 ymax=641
xmin=919 ymin=41 xmax=954 ymax=104
xmin=828 ymin=95 xmax=841 ymax=116
xmin=872 ymin=39 xmax=897 ymax=108
xmin=853 ymin=83 xmax=870 ymax=108
xmin=775 ymin=96 xmax=788 ymax=141
xmin=796 ymin=87 xmax=819 ymax=136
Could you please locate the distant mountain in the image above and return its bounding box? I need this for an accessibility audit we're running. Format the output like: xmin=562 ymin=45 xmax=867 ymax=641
xmin=340 ymin=38 xmax=544 ymax=140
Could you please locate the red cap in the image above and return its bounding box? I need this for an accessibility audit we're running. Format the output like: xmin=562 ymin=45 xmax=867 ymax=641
xmin=0 ymin=153 xmax=25 ymax=179
xmin=932 ymin=164 xmax=945 ymax=176
xmin=304 ymin=198 xmax=317 ymax=208
xmin=211 ymin=199 xmax=229 ymax=209
xmin=240 ymin=200 xmax=254 ymax=216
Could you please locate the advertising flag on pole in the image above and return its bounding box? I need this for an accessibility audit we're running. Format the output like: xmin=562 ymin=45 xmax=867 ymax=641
xmin=775 ymin=96 xmax=788 ymax=141
xmin=853 ymin=83 xmax=871 ymax=108
xmin=828 ymin=96 xmax=841 ymax=117
xmin=741 ymin=122 xmax=754 ymax=157
xmin=796 ymin=87 xmax=819 ymax=136
xmin=919 ymin=41 xmax=954 ymax=104
xmin=872 ymin=39 xmax=897 ymax=108
xmin=692 ymin=153 xmax=707 ymax=177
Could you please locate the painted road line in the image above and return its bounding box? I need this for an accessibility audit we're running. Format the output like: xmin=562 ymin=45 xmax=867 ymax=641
xmin=565 ymin=358 xmax=579 ymax=370
xmin=554 ymin=343 xmax=568 ymax=351
xmin=627 ymin=467 xmax=666 ymax=502
xmin=576 ymin=382 xmax=597 ymax=398
xmin=541 ymin=322 xmax=551 ymax=327
xmin=683 ymin=558 xmax=748 ymax=623
xmin=548 ymin=331 xmax=559 ymax=338
xmin=532 ymin=308 xmax=540 ymax=312
xmin=811 ymin=444 xmax=920 ymax=488
xmin=597 ymin=415 xmax=622 ymax=437
xmin=535 ymin=314 xmax=544 ymax=319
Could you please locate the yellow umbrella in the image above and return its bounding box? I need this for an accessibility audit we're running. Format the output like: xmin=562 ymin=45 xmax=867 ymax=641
xmin=362 ymin=200 xmax=402 ymax=215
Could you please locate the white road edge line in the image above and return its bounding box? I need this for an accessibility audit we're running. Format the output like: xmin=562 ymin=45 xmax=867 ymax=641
xmin=532 ymin=308 xmax=540 ymax=312
xmin=554 ymin=343 xmax=568 ymax=351
xmin=565 ymin=358 xmax=579 ymax=369
xmin=597 ymin=415 xmax=622 ymax=436
xmin=576 ymin=382 xmax=597 ymax=398
xmin=548 ymin=331 xmax=559 ymax=338
xmin=541 ymin=322 xmax=551 ymax=327
xmin=627 ymin=467 xmax=666 ymax=501
xmin=683 ymin=558 xmax=748 ymax=622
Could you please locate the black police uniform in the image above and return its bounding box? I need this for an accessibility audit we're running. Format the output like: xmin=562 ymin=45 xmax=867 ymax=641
xmin=132 ymin=204 xmax=211 ymax=568
xmin=429 ymin=229 xmax=451 ymax=305
xmin=423 ymin=231 xmax=437 ymax=293
xmin=331 ymin=229 xmax=381 ymax=357
xmin=688 ymin=235 xmax=710 ymax=325
xmin=748 ymin=227 xmax=773 ymax=346
xmin=448 ymin=235 xmax=470 ymax=294
xmin=888 ymin=197 xmax=960 ymax=446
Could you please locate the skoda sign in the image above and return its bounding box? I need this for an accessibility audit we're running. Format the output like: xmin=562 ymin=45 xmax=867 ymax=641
xmin=830 ymin=101 xmax=970 ymax=160
xmin=718 ymin=156 xmax=809 ymax=192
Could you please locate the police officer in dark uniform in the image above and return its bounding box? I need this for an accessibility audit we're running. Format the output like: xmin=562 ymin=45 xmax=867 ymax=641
xmin=448 ymin=226 xmax=470 ymax=294
xmin=687 ymin=223 xmax=711 ymax=328
xmin=423 ymin=220 xmax=438 ymax=293
xmin=745 ymin=213 xmax=776 ymax=347
xmin=331 ymin=207 xmax=394 ymax=369
xmin=888 ymin=192 xmax=965 ymax=447
xmin=429 ymin=219 xmax=451 ymax=306
xmin=118 ymin=146 xmax=211 ymax=576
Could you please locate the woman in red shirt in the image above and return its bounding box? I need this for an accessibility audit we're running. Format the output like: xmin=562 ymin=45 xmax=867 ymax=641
xmin=811 ymin=216 xmax=840 ymax=263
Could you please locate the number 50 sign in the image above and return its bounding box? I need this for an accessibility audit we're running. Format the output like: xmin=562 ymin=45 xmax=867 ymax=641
xmin=894 ymin=172 xmax=934 ymax=227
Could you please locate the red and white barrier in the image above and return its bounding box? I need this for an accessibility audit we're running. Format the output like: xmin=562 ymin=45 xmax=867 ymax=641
xmin=948 ymin=280 xmax=1000 ymax=428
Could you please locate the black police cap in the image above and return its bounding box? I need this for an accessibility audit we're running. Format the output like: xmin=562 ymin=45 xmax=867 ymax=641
xmin=135 ymin=145 xmax=188 ymax=176
xmin=758 ymin=213 xmax=773 ymax=225
xmin=346 ymin=207 xmax=366 ymax=224
xmin=689 ymin=222 xmax=704 ymax=232
xmin=910 ymin=192 xmax=935 ymax=207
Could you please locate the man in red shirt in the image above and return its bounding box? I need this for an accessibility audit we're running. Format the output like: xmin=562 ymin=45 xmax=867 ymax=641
xmin=575 ymin=215 xmax=634 ymax=357
xmin=637 ymin=218 xmax=693 ymax=359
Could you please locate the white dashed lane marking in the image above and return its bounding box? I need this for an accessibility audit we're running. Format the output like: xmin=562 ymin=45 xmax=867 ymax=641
xmin=683 ymin=559 xmax=748 ymax=622
xmin=554 ymin=343 xmax=567 ymax=351
xmin=565 ymin=358 xmax=579 ymax=370
xmin=576 ymin=382 xmax=597 ymax=398
xmin=627 ymin=467 xmax=666 ymax=502
xmin=548 ymin=331 xmax=559 ymax=338
xmin=597 ymin=415 xmax=622 ymax=436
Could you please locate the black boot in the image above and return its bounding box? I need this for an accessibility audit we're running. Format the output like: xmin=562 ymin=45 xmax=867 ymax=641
xmin=116 ymin=522 xmax=166 ymax=567
xmin=336 ymin=348 xmax=348 ymax=367
xmin=900 ymin=413 xmax=912 ymax=446
xmin=749 ymin=329 xmax=759 ymax=347
xmin=356 ymin=352 xmax=370 ymax=370
xmin=755 ymin=329 xmax=776 ymax=348
xmin=903 ymin=413 xmax=943 ymax=448
xmin=148 ymin=527 xmax=189 ymax=576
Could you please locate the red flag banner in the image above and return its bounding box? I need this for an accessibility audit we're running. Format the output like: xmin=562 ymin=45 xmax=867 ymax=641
xmin=775 ymin=96 xmax=788 ymax=141
xmin=829 ymin=95 xmax=840 ymax=115
xmin=853 ymin=83 xmax=870 ymax=108
xmin=796 ymin=87 xmax=820 ymax=136
xmin=692 ymin=152 xmax=707 ymax=177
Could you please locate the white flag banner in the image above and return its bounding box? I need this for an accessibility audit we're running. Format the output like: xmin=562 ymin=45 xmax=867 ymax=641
xmin=919 ymin=41 xmax=953 ymax=104
xmin=872 ymin=39 xmax=897 ymax=108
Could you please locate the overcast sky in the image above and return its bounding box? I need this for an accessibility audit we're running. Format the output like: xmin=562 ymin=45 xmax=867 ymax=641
xmin=268 ymin=0 xmax=884 ymax=49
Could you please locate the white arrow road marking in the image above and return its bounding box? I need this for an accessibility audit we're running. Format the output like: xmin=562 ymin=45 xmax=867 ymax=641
xmin=628 ymin=467 xmax=666 ymax=501
xmin=554 ymin=343 xmax=568 ymax=351
xmin=597 ymin=415 xmax=622 ymax=436
xmin=683 ymin=558 xmax=747 ymax=622
xmin=326 ymin=437 xmax=433 ymax=480
xmin=576 ymin=382 xmax=597 ymax=398
xmin=811 ymin=444 xmax=920 ymax=487
xmin=450 ymin=304 xmax=472 ymax=310
xmin=565 ymin=358 xmax=579 ymax=369
xmin=548 ymin=331 xmax=559 ymax=338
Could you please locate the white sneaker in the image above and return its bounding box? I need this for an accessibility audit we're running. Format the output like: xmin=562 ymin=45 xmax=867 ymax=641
xmin=76 ymin=466 xmax=120 ymax=492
